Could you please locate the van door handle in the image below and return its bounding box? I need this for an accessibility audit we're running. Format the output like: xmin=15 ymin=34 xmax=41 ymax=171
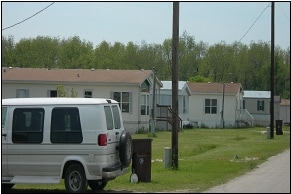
xmin=2 ymin=134 xmax=7 ymax=137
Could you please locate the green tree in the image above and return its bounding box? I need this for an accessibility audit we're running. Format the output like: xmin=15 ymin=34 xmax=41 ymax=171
xmin=57 ymin=85 xmax=78 ymax=97
xmin=1 ymin=35 xmax=16 ymax=67
xmin=94 ymin=41 xmax=113 ymax=69
xmin=245 ymin=41 xmax=271 ymax=90
xmin=13 ymin=36 xmax=59 ymax=68
xmin=58 ymin=36 xmax=94 ymax=69
xmin=124 ymin=41 xmax=139 ymax=69
xmin=188 ymin=76 xmax=211 ymax=83
xmin=1 ymin=31 xmax=290 ymax=98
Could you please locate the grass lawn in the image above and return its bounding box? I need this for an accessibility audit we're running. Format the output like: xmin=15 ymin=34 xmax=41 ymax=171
xmin=10 ymin=126 xmax=290 ymax=193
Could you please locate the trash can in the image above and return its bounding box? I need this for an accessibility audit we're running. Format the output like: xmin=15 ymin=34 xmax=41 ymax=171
xmin=276 ymin=119 xmax=283 ymax=135
xmin=132 ymin=139 xmax=152 ymax=182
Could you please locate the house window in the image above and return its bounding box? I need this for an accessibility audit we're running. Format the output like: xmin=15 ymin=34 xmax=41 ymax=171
xmin=204 ymin=99 xmax=217 ymax=114
xmin=16 ymin=89 xmax=29 ymax=98
xmin=50 ymin=107 xmax=83 ymax=143
xmin=113 ymin=92 xmax=131 ymax=113
xmin=12 ymin=108 xmax=44 ymax=143
xmin=49 ymin=90 xmax=58 ymax=97
xmin=141 ymin=94 xmax=149 ymax=115
xmin=84 ymin=90 xmax=92 ymax=98
xmin=257 ymin=100 xmax=265 ymax=111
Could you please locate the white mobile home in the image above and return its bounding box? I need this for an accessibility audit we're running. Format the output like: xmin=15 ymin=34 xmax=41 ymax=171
xmin=243 ymin=90 xmax=281 ymax=127
xmin=279 ymin=99 xmax=290 ymax=125
xmin=187 ymin=82 xmax=252 ymax=128
xmin=1 ymin=67 xmax=162 ymax=134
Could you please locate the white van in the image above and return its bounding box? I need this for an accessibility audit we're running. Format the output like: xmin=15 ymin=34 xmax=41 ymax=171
xmin=1 ymin=98 xmax=133 ymax=193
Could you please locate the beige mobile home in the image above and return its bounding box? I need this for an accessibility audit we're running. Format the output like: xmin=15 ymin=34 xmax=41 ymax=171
xmin=1 ymin=67 xmax=162 ymax=134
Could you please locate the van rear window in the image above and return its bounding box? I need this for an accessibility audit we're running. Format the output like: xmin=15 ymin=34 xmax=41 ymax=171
xmin=50 ymin=107 xmax=83 ymax=143
xmin=104 ymin=106 xmax=113 ymax=130
xmin=112 ymin=105 xmax=121 ymax=129
xmin=12 ymin=108 xmax=44 ymax=143
xmin=104 ymin=105 xmax=121 ymax=130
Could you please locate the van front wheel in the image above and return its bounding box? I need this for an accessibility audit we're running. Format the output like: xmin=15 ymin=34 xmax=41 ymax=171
xmin=64 ymin=164 xmax=88 ymax=193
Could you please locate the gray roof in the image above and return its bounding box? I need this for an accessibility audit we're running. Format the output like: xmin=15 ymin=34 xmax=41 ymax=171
xmin=243 ymin=90 xmax=270 ymax=98
xmin=161 ymin=81 xmax=191 ymax=96
xmin=161 ymin=81 xmax=187 ymax=90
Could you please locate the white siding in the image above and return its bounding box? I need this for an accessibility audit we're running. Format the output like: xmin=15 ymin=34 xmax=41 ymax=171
xmin=189 ymin=93 xmax=239 ymax=128
xmin=2 ymin=82 xmax=152 ymax=134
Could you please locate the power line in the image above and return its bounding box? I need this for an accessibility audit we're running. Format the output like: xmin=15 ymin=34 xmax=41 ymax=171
xmin=239 ymin=3 xmax=270 ymax=42
xmin=277 ymin=2 xmax=290 ymax=21
xmin=2 ymin=2 xmax=55 ymax=31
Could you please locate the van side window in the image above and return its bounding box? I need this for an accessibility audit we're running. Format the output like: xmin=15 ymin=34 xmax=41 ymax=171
xmin=12 ymin=108 xmax=44 ymax=143
xmin=50 ymin=107 xmax=83 ymax=143
xmin=112 ymin=105 xmax=121 ymax=129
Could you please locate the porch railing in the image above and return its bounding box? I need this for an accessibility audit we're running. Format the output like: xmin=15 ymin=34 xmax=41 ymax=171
xmin=236 ymin=109 xmax=254 ymax=127
xmin=156 ymin=106 xmax=182 ymax=130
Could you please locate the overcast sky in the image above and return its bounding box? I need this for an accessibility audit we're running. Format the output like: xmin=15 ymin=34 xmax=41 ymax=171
xmin=1 ymin=1 xmax=290 ymax=49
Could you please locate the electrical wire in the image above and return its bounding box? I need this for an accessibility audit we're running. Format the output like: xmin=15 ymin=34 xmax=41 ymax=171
xmin=277 ymin=2 xmax=290 ymax=21
xmin=239 ymin=3 xmax=270 ymax=42
xmin=2 ymin=2 xmax=55 ymax=31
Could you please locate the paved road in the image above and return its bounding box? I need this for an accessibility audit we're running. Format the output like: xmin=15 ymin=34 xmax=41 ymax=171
xmin=203 ymin=148 xmax=290 ymax=193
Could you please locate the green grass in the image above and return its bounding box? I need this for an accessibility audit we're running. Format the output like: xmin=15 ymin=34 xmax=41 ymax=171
xmin=11 ymin=126 xmax=290 ymax=193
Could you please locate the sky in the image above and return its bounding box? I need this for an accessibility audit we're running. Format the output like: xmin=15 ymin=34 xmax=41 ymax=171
xmin=1 ymin=1 xmax=290 ymax=49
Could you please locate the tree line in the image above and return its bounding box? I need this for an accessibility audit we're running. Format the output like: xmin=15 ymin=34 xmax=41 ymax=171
xmin=2 ymin=31 xmax=290 ymax=98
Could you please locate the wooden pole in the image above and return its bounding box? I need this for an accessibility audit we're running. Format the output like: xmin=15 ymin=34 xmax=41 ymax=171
xmin=270 ymin=2 xmax=274 ymax=139
xmin=172 ymin=1 xmax=179 ymax=170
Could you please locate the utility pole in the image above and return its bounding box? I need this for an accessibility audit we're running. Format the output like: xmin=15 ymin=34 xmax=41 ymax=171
xmin=270 ymin=2 xmax=274 ymax=139
xmin=221 ymin=83 xmax=225 ymax=129
xmin=172 ymin=2 xmax=179 ymax=170
xmin=151 ymin=67 xmax=156 ymax=134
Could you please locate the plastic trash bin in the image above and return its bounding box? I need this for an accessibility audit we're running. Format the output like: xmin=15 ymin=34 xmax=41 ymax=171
xmin=276 ymin=120 xmax=283 ymax=135
xmin=131 ymin=139 xmax=152 ymax=182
